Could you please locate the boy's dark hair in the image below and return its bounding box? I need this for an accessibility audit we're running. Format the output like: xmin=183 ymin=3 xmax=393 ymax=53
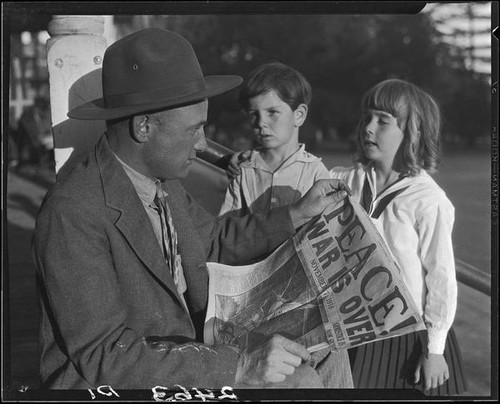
xmin=239 ymin=62 xmax=312 ymax=110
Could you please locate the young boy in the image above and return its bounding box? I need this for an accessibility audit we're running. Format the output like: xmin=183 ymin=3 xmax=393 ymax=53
xmin=218 ymin=62 xmax=353 ymax=389
xmin=218 ymin=62 xmax=330 ymax=217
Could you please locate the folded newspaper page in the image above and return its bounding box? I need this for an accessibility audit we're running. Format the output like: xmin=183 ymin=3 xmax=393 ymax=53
xmin=205 ymin=197 xmax=425 ymax=353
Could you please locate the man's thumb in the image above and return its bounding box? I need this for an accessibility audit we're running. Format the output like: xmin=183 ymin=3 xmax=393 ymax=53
xmin=330 ymin=190 xmax=348 ymax=203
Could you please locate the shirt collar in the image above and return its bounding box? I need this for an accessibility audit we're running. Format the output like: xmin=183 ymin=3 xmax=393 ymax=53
xmin=114 ymin=154 xmax=164 ymax=205
xmin=364 ymin=162 xmax=411 ymax=194
xmin=295 ymin=144 xmax=320 ymax=163
xmin=245 ymin=144 xmax=319 ymax=170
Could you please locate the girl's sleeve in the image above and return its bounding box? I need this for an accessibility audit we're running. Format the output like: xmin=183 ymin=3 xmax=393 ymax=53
xmin=218 ymin=174 xmax=244 ymax=217
xmin=418 ymin=195 xmax=457 ymax=354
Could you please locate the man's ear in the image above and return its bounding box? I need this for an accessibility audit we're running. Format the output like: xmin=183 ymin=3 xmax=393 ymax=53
xmin=131 ymin=115 xmax=152 ymax=143
xmin=294 ymin=104 xmax=308 ymax=128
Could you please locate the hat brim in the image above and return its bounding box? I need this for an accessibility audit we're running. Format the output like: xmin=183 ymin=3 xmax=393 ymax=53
xmin=67 ymin=75 xmax=242 ymax=120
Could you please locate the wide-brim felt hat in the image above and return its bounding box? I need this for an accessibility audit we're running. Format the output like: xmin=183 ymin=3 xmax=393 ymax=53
xmin=68 ymin=28 xmax=243 ymax=120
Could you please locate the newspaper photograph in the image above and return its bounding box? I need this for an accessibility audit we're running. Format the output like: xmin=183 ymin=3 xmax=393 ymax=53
xmin=205 ymin=197 xmax=425 ymax=353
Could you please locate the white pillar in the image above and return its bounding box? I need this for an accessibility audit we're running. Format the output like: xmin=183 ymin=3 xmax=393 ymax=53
xmin=46 ymin=15 xmax=107 ymax=177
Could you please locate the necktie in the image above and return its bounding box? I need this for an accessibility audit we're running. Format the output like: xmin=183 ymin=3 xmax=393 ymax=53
xmin=154 ymin=182 xmax=187 ymax=298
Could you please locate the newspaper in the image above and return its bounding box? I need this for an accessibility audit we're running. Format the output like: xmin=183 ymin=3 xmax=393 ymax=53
xmin=205 ymin=197 xmax=425 ymax=353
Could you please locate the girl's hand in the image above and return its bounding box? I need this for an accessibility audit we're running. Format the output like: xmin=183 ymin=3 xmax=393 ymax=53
xmin=227 ymin=150 xmax=251 ymax=179
xmin=414 ymin=353 xmax=449 ymax=390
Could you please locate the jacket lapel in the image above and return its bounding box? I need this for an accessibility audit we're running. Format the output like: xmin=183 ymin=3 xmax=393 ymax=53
xmin=94 ymin=136 xmax=180 ymax=297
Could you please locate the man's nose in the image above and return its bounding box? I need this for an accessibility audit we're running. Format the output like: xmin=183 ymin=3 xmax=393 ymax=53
xmin=194 ymin=128 xmax=208 ymax=153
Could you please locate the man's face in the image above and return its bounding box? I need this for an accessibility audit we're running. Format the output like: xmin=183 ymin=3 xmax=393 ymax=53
xmin=143 ymin=100 xmax=208 ymax=181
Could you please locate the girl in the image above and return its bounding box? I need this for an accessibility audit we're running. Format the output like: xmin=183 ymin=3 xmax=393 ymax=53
xmin=329 ymin=79 xmax=467 ymax=395
xmin=218 ymin=62 xmax=330 ymax=217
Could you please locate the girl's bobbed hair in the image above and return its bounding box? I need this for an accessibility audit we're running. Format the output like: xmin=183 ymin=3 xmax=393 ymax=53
xmin=355 ymin=79 xmax=441 ymax=176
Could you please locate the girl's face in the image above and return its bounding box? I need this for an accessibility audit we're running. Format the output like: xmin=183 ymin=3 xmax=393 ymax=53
xmin=360 ymin=109 xmax=404 ymax=167
xmin=245 ymin=90 xmax=305 ymax=152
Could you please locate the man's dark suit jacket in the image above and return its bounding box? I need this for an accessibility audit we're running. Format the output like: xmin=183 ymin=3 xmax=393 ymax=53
xmin=33 ymin=135 xmax=296 ymax=389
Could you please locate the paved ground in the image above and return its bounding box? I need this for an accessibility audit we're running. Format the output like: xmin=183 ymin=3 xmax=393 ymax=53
xmin=3 ymin=163 xmax=494 ymax=398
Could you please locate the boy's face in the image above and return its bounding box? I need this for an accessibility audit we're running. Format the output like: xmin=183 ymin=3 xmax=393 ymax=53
xmin=245 ymin=90 xmax=306 ymax=152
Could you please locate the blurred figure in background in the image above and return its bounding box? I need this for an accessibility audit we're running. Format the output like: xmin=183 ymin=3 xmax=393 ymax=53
xmin=16 ymin=96 xmax=54 ymax=170
xmin=8 ymin=109 xmax=20 ymax=168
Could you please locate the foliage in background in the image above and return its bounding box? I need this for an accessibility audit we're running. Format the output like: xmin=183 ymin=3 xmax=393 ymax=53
xmin=117 ymin=11 xmax=491 ymax=152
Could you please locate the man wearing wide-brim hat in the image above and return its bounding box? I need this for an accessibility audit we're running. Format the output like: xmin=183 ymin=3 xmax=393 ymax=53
xmin=33 ymin=28 xmax=351 ymax=390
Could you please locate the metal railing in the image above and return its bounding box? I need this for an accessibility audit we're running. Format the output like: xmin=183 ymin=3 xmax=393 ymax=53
xmin=197 ymin=140 xmax=492 ymax=297
xmin=198 ymin=139 xmax=234 ymax=170
xmin=455 ymin=258 xmax=491 ymax=296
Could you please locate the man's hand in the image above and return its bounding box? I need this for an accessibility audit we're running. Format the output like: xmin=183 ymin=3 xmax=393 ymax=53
xmin=414 ymin=353 xmax=449 ymax=390
xmin=234 ymin=334 xmax=312 ymax=387
xmin=227 ymin=150 xmax=251 ymax=179
xmin=289 ymin=179 xmax=351 ymax=229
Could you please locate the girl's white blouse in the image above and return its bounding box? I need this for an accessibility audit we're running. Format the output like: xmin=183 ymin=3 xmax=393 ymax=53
xmin=330 ymin=164 xmax=457 ymax=355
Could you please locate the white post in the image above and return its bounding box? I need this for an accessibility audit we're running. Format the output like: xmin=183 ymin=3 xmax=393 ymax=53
xmin=46 ymin=15 xmax=108 ymax=177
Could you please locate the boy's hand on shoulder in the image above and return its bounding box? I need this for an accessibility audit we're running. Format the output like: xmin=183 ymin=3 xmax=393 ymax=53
xmin=227 ymin=150 xmax=252 ymax=179
xmin=414 ymin=352 xmax=449 ymax=390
